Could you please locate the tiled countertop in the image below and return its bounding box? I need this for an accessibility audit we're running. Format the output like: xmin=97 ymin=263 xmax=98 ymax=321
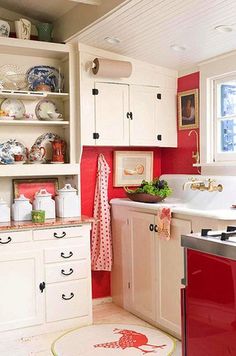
xmin=0 ymin=216 xmax=94 ymax=232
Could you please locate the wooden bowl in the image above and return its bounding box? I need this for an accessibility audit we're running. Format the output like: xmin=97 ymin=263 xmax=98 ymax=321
xmin=125 ymin=192 xmax=165 ymax=203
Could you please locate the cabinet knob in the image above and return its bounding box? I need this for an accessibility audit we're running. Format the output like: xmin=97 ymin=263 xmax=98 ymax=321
xmin=61 ymin=251 xmax=73 ymax=259
xmin=149 ymin=224 xmax=154 ymax=231
xmin=0 ymin=236 xmax=12 ymax=244
xmin=39 ymin=282 xmax=45 ymax=293
xmin=154 ymin=225 xmax=158 ymax=233
xmin=157 ymin=134 xmax=162 ymax=141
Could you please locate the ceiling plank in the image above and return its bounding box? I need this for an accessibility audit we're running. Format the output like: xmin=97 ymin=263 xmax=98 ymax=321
xmin=68 ymin=0 xmax=101 ymax=5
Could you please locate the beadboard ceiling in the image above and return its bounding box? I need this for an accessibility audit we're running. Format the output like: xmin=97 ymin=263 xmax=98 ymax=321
xmin=72 ymin=0 xmax=236 ymax=71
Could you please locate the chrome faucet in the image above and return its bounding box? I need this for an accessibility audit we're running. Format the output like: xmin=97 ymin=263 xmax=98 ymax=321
xmin=183 ymin=178 xmax=223 ymax=192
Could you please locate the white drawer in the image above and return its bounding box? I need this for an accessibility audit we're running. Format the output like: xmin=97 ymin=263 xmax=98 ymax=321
xmin=46 ymin=279 xmax=89 ymax=322
xmin=0 ymin=230 xmax=32 ymax=245
xmin=33 ymin=225 xmax=88 ymax=241
xmin=44 ymin=242 xmax=88 ymax=263
xmin=45 ymin=260 xmax=88 ymax=283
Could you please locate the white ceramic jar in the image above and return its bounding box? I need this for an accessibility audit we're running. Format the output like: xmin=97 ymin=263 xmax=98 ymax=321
xmin=12 ymin=194 xmax=32 ymax=221
xmin=0 ymin=198 xmax=10 ymax=222
xmin=55 ymin=184 xmax=80 ymax=218
xmin=33 ymin=189 xmax=55 ymax=219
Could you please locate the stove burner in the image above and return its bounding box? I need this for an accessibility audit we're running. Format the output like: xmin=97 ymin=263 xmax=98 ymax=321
xmin=201 ymin=226 xmax=236 ymax=241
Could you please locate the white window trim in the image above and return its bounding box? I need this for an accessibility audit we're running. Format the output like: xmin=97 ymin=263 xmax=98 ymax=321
xmin=199 ymin=51 xmax=236 ymax=175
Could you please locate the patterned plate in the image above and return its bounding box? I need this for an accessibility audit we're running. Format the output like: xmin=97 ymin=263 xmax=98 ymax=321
xmin=35 ymin=99 xmax=59 ymax=120
xmin=0 ymin=139 xmax=27 ymax=164
xmin=26 ymin=65 xmax=63 ymax=92
xmin=1 ymin=98 xmax=26 ymax=119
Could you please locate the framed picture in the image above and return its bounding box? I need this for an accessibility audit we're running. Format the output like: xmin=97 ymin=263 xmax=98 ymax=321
xmin=113 ymin=151 xmax=153 ymax=187
xmin=178 ymin=89 xmax=199 ymax=130
xmin=13 ymin=178 xmax=59 ymax=203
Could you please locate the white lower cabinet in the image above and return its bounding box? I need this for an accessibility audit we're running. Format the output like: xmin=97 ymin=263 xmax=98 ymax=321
xmin=111 ymin=204 xmax=192 ymax=338
xmin=46 ymin=279 xmax=89 ymax=323
xmin=0 ymin=224 xmax=92 ymax=338
xmin=0 ymin=249 xmax=44 ymax=332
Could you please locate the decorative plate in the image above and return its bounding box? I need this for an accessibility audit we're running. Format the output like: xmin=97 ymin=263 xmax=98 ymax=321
xmin=1 ymin=98 xmax=26 ymax=119
xmin=0 ymin=64 xmax=28 ymax=90
xmin=35 ymin=99 xmax=62 ymax=120
xmin=26 ymin=66 xmax=63 ymax=92
xmin=0 ymin=139 xmax=27 ymax=164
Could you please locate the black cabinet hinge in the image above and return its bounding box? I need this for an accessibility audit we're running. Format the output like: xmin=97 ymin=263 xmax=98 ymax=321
xmin=39 ymin=282 xmax=45 ymax=293
xmin=126 ymin=112 xmax=133 ymax=120
xmin=157 ymin=93 xmax=162 ymax=100
xmin=157 ymin=134 xmax=162 ymax=141
xmin=92 ymin=88 xmax=99 ymax=95
xmin=93 ymin=132 xmax=100 ymax=139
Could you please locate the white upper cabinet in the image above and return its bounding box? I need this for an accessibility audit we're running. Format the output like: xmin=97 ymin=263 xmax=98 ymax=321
xmin=78 ymin=44 xmax=178 ymax=148
xmin=130 ymin=85 xmax=160 ymax=146
xmin=94 ymin=82 xmax=129 ymax=146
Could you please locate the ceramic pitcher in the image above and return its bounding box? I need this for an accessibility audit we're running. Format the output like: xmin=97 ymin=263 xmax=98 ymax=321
xmin=15 ymin=18 xmax=31 ymax=40
xmin=28 ymin=146 xmax=46 ymax=163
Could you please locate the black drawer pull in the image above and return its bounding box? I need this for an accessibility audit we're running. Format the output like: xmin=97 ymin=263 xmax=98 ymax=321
xmin=62 ymin=292 xmax=74 ymax=300
xmin=61 ymin=251 xmax=73 ymax=259
xmin=154 ymin=225 xmax=158 ymax=233
xmin=61 ymin=268 xmax=74 ymax=276
xmin=0 ymin=236 xmax=12 ymax=244
xmin=149 ymin=224 xmax=154 ymax=231
xmin=54 ymin=231 xmax=66 ymax=239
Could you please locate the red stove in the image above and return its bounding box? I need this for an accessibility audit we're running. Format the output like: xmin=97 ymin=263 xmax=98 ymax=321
xmin=181 ymin=226 xmax=236 ymax=356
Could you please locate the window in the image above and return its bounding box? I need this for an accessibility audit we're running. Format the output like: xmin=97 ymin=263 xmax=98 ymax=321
xmin=214 ymin=75 xmax=236 ymax=161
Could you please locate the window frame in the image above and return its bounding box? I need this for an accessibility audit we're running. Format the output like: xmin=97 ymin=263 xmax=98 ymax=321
xmin=213 ymin=75 xmax=236 ymax=162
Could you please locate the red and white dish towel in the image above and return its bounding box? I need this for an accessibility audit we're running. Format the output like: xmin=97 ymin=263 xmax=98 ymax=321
xmin=91 ymin=154 xmax=112 ymax=271
xmin=156 ymin=207 xmax=172 ymax=240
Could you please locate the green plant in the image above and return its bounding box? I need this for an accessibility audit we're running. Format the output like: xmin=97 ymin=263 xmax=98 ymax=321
xmin=125 ymin=178 xmax=172 ymax=198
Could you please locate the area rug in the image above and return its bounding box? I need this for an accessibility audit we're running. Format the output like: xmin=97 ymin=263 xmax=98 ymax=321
xmin=51 ymin=324 xmax=175 ymax=356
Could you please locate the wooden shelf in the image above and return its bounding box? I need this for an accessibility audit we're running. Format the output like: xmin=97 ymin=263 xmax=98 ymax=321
xmin=0 ymin=120 xmax=69 ymax=126
xmin=0 ymin=37 xmax=71 ymax=59
xmin=0 ymin=164 xmax=80 ymax=177
xmin=0 ymin=90 xmax=69 ymax=101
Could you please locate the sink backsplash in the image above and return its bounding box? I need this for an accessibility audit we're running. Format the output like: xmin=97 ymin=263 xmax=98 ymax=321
xmin=160 ymin=174 xmax=236 ymax=210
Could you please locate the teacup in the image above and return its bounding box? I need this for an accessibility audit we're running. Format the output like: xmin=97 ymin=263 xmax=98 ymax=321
xmin=14 ymin=154 xmax=24 ymax=162
xmin=47 ymin=112 xmax=62 ymax=120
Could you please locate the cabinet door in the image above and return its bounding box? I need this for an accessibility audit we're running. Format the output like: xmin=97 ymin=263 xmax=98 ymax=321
xmin=0 ymin=249 xmax=44 ymax=332
xmin=156 ymin=87 xmax=177 ymax=147
xmin=94 ymin=82 xmax=129 ymax=146
xmin=156 ymin=217 xmax=191 ymax=337
xmin=129 ymin=211 xmax=156 ymax=321
xmin=129 ymin=85 xmax=159 ymax=146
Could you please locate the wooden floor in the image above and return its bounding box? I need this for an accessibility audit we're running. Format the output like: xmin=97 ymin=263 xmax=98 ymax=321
xmin=0 ymin=302 xmax=181 ymax=355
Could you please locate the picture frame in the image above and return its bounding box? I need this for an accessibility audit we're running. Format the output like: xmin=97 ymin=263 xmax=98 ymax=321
xmin=13 ymin=178 xmax=59 ymax=203
xmin=178 ymin=89 xmax=199 ymax=130
xmin=113 ymin=151 xmax=153 ymax=187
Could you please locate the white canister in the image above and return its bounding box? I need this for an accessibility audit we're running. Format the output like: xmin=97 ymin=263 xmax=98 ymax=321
xmin=33 ymin=189 xmax=55 ymax=219
xmin=55 ymin=184 xmax=80 ymax=218
xmin=12 ymin=194 xmax=32 ymax=221
xmin=15 ymin=18 xmax=31 ymax=40
xmin=0 ymin=20 xmax=10 ymax=38
xmin=0 ymin=198 xmax=10 ymax=222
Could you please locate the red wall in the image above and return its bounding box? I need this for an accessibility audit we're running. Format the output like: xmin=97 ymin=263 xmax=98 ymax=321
xmin=81 ymin=146 xmax=162 ymax=299
xmin=162 ymin=72 xmax=200 ymax=174
xmin=80 ymin=72 xmax=200 ymax=299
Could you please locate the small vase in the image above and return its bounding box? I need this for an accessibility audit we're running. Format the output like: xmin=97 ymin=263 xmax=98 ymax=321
xmin=0 ymin=20 xmax=10 ymax=37
xmin=15 ymin=18 xmax=31 ymax=40
xmin=36 ymin=22 xmax=53 ymax=42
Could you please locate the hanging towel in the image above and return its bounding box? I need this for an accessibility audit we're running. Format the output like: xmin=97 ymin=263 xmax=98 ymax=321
xmin=156 ymin=207 xmax=171 ymax=240
xmin=91 ymin=154 xmax=112 ymax=271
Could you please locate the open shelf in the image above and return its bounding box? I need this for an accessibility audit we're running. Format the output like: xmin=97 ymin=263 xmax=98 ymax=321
xmin=0 ymin=37 xmax=71 ymax=59
xmin=0 ymin=163 xmax=80 ymax=177
xmin=0 ymin=119 xmax=69 ymax=126
xmin=0 ymin=90 xmax=69 ymax=101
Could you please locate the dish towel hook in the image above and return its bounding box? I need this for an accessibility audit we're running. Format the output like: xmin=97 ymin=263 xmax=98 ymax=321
xmin=91 ymin=154 xmax=112 ymax=271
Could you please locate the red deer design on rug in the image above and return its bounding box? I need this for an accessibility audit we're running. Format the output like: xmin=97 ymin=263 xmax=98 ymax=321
xmin=94 ymin=328 xmax=167 ymax=354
